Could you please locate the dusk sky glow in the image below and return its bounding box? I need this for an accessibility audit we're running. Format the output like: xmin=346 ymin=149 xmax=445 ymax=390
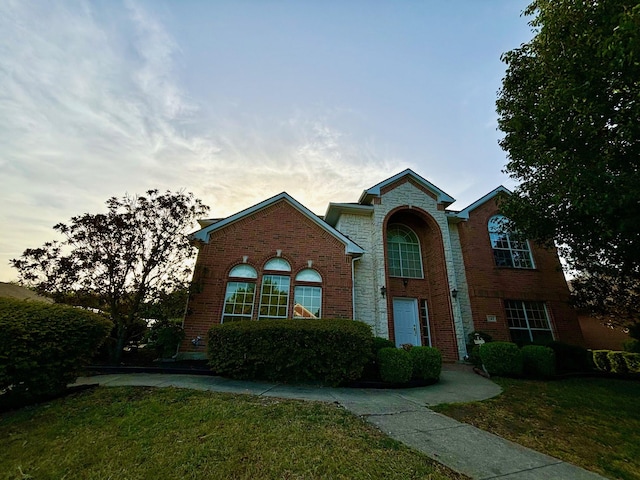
xmin=1 ymin=0 xmax=533 ymax=282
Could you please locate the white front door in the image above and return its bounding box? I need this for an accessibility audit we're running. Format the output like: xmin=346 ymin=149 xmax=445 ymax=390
xmin=392 ymin=298 xmax=421 ymax=348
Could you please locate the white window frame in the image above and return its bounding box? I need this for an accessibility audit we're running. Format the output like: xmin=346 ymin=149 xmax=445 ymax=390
xmin=488 ymin=215 xmax=535 ymax=269
xmin=505 ymin=300 xmax=554 ymax=343
xmin=387 ymin=224 xmax=424 ymax=278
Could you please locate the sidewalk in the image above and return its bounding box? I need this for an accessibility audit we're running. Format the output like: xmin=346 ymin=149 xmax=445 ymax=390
xmin=73 ymin=365 xmax=605 ymax=480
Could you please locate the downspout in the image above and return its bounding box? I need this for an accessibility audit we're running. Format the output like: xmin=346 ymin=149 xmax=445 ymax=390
xmin=351 ymin=256 xmax=362 ymax=321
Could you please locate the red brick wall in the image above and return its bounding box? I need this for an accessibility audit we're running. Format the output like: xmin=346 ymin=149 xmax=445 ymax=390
xmin=181 ymin=200 xmax=354 ymax=355
xmin=458 ymin=198 xmax=584 ymax=346
xmin=383 ymin=207 xmax=459 ymax=361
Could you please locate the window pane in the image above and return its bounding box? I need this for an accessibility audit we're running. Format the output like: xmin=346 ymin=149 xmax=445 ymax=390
xmin=505 ymin=300 xmax=553 ymax=345
xmin=259 ymin=275 xmax=290 ymax=319
xmin=295 ymin=269 xmax=322 ymax=282
xmin=387 ymin=225 xmax=423 ymax=278
xmin=228 ymin=264 xmax=257 ymax=279
xmin=264 ymin=258 xmax=291 ymax=272
xmin=294 ymin=286 xmax=321 ymax=318
xmin=488 ymin=215 xmax=534 ymax=269
xmin=222 ymin=282 xmax=255 ymax=323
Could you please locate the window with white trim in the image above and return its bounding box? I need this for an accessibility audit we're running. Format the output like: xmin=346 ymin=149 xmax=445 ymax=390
xmin=259 ymin=275 xmax=290 ymax=319
xmin=488 ymin=215 xmax=534 ymax=269
xmin=293 ymin=268 xmax=322 ymax=318
xmin=387 ymin=224 xmax=424 ymax=278
xmin=222 ymin=282 xmax=256 ymax=323
xmin=505 ymin=300 xmax=554 ymax=344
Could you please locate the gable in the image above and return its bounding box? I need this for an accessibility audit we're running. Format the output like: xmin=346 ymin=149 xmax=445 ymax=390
xmin=454 ymin=186 xmax=511 ymax=220
xmin=190 ymin=192 xmax=364 ymax=256
xmin=359 ymin=169 xmax=455 ymax=207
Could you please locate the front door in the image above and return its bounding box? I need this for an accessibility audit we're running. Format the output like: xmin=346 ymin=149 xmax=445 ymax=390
xmin=392 ymin=298 xmax=421 ymax=348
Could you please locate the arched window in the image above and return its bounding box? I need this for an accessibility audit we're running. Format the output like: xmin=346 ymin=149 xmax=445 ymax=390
xmin=387 ymin=224 xmax=424 ymax=278
xmin=263 ymin=258 xmax=291 ymax=272
xmin=228 ymin=264 xmax=257 ymax=279
xmin=488 ymin=215 xmax=534 ymax=269
xmin=294 ymin=269 xmax=322 ymax=318
xmin=259 ymin=258 xmax=291 ymax=319
xmin=222 ymin=265 xmax=257 ymax=323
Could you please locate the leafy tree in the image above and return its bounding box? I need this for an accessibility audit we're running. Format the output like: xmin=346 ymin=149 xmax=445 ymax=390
xmin=11 ymin=190 xmax=209 ymax=363
xmin=497 ymin=1 xmax=640 ymax=332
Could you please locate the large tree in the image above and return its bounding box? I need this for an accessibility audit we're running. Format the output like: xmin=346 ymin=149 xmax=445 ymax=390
xmin=496 ymin=1 xmax=640 ymax=332
xmin=12 ymin=190 xmax=209 ymax=362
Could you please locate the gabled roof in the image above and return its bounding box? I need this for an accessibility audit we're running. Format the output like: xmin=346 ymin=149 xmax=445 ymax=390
xmin=190 ymin=192 xmax=364 ymax=256
xmin=324 ymin=202 xmax=373 ymax=227
xmin=453 ymin=185 xmax=511 ymax=220
xmin=359 ymin=168 xmax=456 ymax=207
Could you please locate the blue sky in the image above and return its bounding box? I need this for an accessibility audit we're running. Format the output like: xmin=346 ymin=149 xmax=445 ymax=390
xmin=0 ymin=0 xmax=533 ymax=282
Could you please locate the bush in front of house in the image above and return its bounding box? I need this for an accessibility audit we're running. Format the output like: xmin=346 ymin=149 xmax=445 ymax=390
xmin=409 ymin=346 xmax=442 ymax=381
xmin=207 ymin=319 xmax=372 ymax=386
xmin=479 ymin=342 xmax=523 ymax=377
xmin=0 ymin=297 xmax=112 ymax=409
xmin=607 ymin=351 xmax=629 ymax=374
xmin=623 ymin=339 xmax=640 ymax=354
xmin=592 ymin=350 xmax=611 ymax=372
xmin=360 ymin=337 xmax=397 ymax=381
xmin=521 ymin=345 xmax=556 ymax=378
xmin=623 ymin=352 xmax=640 ymax=373
xmin=546 ymin=341 xmax=593 ymax=373
xmin=377 ymin=348 xmax=413 ymax=383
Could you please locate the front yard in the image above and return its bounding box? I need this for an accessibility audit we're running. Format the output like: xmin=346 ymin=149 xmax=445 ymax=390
xmin=1 ymin=386 xmax=465 ymax=480
xmin=433 ymin=376 xmax=640 ymax=480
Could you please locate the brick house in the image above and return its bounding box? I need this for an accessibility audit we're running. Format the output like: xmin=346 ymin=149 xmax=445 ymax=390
xmin=180 ymin=169 xmax=584 ymax=361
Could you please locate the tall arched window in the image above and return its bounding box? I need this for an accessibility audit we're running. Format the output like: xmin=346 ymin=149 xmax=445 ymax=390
xmin=387 ymin=224 xmax=424 ymax=278
xmin=222 ymin=265 xmax=257 ymax=323
xmin=488 ymin=215 xmax=534 ymax=268
xmin=294 ymin=269 xmax=322 ymax=318
xmin=259 ymin=258 xmax=291 ymax=319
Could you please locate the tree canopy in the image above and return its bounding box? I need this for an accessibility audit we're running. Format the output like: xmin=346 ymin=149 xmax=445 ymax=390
xmin=497 ymin=1 xmax=640 ymax=330
xmin=12 ymin=190 xmax=209 ymax=362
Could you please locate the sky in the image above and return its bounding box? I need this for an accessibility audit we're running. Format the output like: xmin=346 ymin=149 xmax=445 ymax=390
xmin=0 ymin=0 xmax=534 ymax=282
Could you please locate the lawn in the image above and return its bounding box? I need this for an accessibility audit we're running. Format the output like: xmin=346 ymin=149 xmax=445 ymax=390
xmin=0 ymin=386 xmax=465 ymax=480
xmin=432 ymin=377 xmax=640 ymax=480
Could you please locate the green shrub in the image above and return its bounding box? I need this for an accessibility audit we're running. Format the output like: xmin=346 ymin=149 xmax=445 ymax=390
xmin=468 ymin=345 xmax=482 ymax=367
xmin=607 ymin=351 xmax=629 ymax=374
xmin=409 ymin=347 xmax=442 ymax=380
xmin=377 ymin=348 xmax=413 ymax=383
xmin=372 ymin=336 xmax=395 ymax=353
xmin=0 ymin=298 xmax=112 ymax=409
xmin=521 ymin=345 xmax=556 ymax=378
xmin=479 ymin=342 xmax=523 ymax=377
xmin=208 ymin=319 xmax=372 ymax=386
xmin=623 ymin=352 xmax=640 ymax=373
xmin=592 ymin=350 xmax=611 ymax=372
xmin=145 ymin=318 xmax=185 ymax=359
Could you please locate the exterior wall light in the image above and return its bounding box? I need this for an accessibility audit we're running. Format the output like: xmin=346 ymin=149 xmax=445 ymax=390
xmin=451 ymin=288 xmax=458 ymax=299
xmin=380 ymin=286 xmax=387 ymax=298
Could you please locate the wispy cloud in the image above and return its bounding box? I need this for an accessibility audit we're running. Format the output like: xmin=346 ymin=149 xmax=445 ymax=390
xmin=0 ymin=0 xmax=396 ymax=280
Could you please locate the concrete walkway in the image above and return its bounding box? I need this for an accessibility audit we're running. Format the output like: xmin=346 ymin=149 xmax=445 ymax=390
xmin=73 ymin=365 xmax=605 ymax=480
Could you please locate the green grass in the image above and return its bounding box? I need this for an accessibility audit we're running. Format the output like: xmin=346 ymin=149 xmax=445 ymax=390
xmin=0 ymin=387 xmax=465 ymax=480
xmin=433 ymin=377 xmax=640 ymax=480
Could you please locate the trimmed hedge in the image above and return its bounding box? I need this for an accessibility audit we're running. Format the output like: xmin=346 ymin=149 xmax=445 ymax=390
xmin=592 ymin=350 xmax=611 ymax=372
xmin=409 ymin=346 xmax=442 ymax=381
xmin=479 ymin=342 xmax=523 ymax=377
xmin=372 ymin=336 xmax=395 ymax=353
xmin=607 ymin=351 xmax=629 ymax=374
xmin=0 ymin=298 xmax=112 ymax=409
xmin=623 ymin=352 xmax=640 ymax=373
xmin=377 ymin=348 xmax=412 ymax=383
xmin=207 ymin=319 xmax=372 ymax=386
xmin=521 ymin=345 xmax=556 ymax=378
